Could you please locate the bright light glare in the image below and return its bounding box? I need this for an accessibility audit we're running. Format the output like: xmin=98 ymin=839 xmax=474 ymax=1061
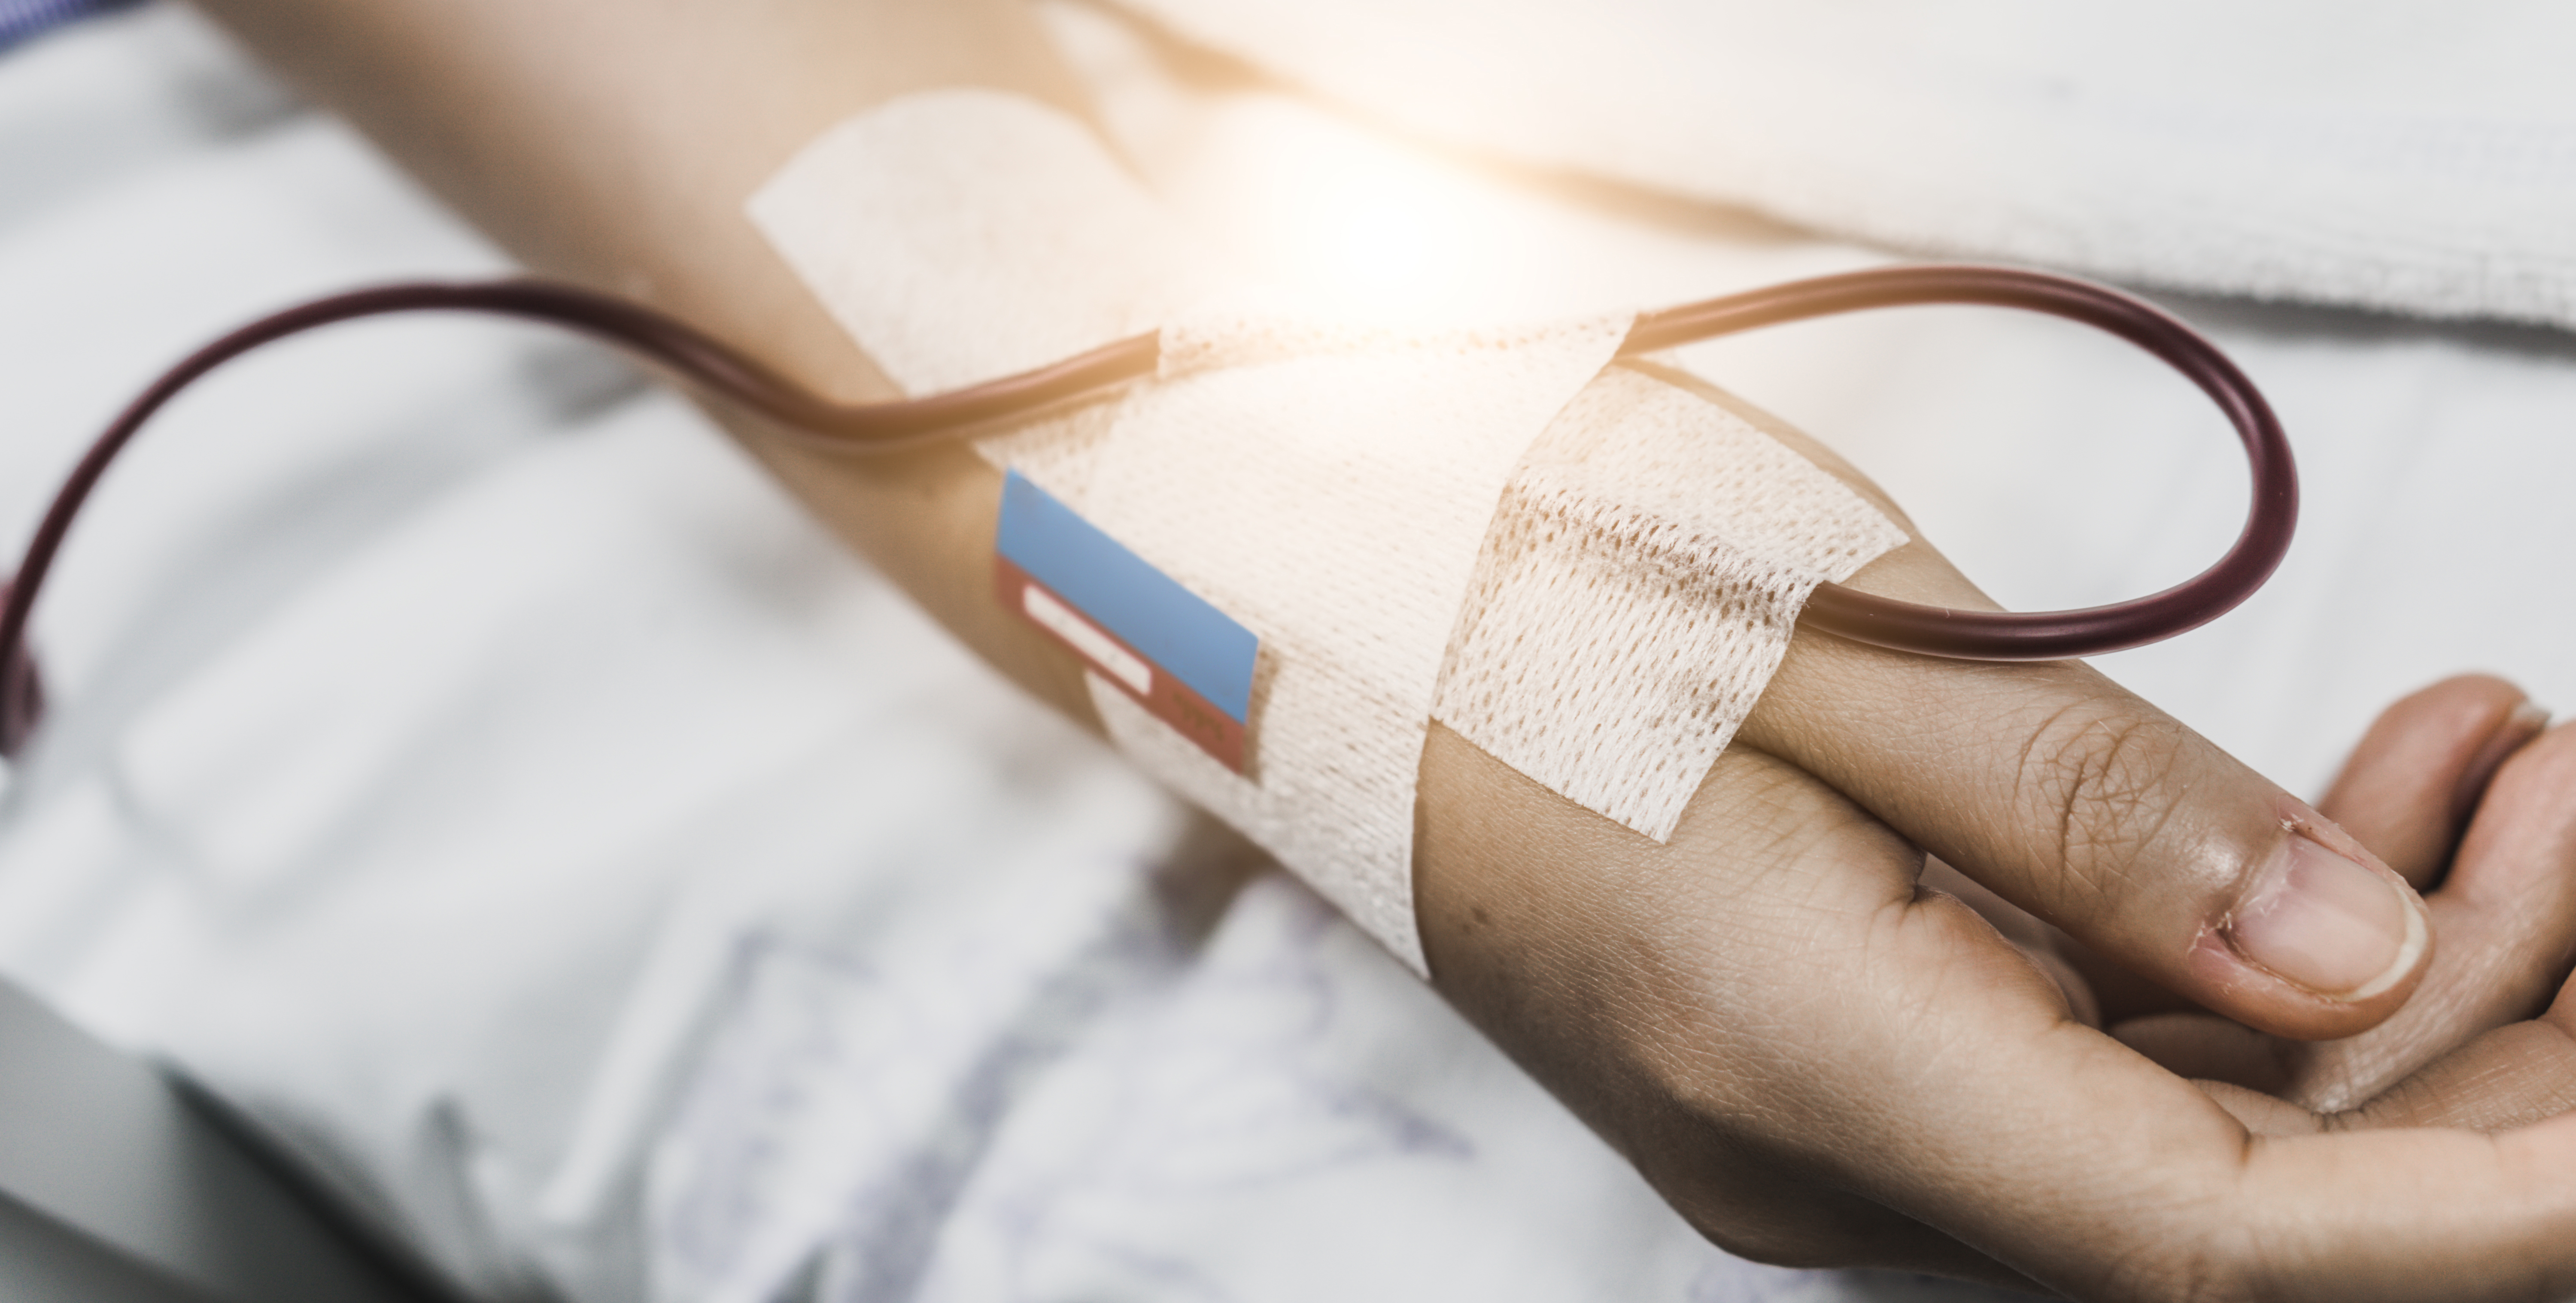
xmin=1171 ymin=100 xmax=1538 ymax=327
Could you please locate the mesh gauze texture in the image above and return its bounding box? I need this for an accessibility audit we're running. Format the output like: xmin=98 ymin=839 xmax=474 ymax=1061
xmin=1432 ymin=365 xmax=1907 ymax=841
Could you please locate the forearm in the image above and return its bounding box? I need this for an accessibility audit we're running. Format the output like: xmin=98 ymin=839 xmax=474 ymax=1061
xmin=191 ymin=0 xmax=1108 ymax=724
xmin=188 ymin=0 xmax=1790 ymax=944
xmin=185 ymin=0 xmax=2399 ymax=1048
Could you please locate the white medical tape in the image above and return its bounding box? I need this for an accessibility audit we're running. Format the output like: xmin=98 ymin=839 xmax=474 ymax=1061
xmin=748 ymin=90 xmax=1902 ymax=973
xmin=1062 ymin=312 xmax=1630 ymax=974
xmin=744 ymin=89 xmax=1229 ymax=395
xmin=1433 ymin=364 xmax=1908 ymax=841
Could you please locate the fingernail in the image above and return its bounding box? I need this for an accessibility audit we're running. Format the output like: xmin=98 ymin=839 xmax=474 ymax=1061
xmin=2225 ymin=830 xmax=2424 ymax=999
xmin=2450 ymin=700 xmax=2551 ymax=827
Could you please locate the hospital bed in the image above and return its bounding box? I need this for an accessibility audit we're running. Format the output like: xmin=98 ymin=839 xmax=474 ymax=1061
xmin=4 ymin=4 xmax=2574 ymax=1302
xmin=0 ymin=973 xmax=444 ymax=1302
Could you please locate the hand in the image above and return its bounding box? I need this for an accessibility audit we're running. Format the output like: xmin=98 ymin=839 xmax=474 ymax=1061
xmin=1415 ymin=390 xmax=2576 ymax=1300
xmin=1416 ymin=669 xmax=2576 ymax=1300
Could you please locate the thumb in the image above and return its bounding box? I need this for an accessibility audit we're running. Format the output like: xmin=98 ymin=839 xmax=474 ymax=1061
xmin=1701 ymin=373 xmax=2433 ymax=1040
xmin=1744 ymin=617 xmax=2430 ymax=1042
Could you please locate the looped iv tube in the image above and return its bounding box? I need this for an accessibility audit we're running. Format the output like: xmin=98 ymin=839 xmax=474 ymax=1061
xmin=0 ymin=264 xmax=2296 ymax=760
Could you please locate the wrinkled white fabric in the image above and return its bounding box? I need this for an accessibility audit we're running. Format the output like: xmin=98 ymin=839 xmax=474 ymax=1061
xmin=1115 ymin=0 xmax=2576 ymax=331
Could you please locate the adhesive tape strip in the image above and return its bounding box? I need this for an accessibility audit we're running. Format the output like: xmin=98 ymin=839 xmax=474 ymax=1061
xmin=1063 ymin=312 xmax=1631 ymax=974
xmin=744 ymin=89 xmax=1226 ymax=395
xmin=1434 ymin=362 xmax=1907 ymax=841
xmin=750 ymin=89 xmax=1903 ymax=975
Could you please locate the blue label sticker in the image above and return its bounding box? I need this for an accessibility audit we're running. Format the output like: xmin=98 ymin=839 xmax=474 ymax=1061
xmin=994 ymin=470 xmax=1259 ymax=769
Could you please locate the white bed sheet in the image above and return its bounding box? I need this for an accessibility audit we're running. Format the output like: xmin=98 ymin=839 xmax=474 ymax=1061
xmin=1 ymin=6 xmax=2572 ymax=1303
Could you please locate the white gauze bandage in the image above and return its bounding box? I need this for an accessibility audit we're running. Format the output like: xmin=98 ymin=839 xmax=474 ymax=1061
xmin=1434 ymin=364 xmax=1908 ymax=841
xmin=749 ymin=91 xmax=1903 ymax=974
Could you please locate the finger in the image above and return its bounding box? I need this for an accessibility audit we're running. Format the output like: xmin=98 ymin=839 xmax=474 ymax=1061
xmin=1925 ymin=855 xmax=2208 ymax=1024
xmin=1922 ymin=855 xmax=2102 ymax=1025
xmin=2343 ymin=1020 xmax=2576 ymax=1133
xmin=1701 ymin=382 xmax=2433 ymax=1042
xmin=2190 ymin=1079 xmax=2321 ymax=1137
xmin=1421 ymin=716 xmax=2576 ymax=1301
xmin=2269 ymin=718 xmax=2576 ymax=1109
xmin=2209 ymin=1116 xmax=2576 ymax=1302
xmin=2114 ymin=711 xmax=2576 ymax=1107
xmin=2049 ymin=928 xmax=2209 ymax=1023
xmin=2111 ymin=1012 xmax=2287 ymax=1094
xmin=1827 ymin=916 xmax=2576 ymax=1302
xmin=2304 ymin=725 xmax=2576 ymax=1126
xmin=2431 ymin=717 xmax=2576 ymax=1009
xmin=2317 ymin=673 xmax=2547 ymax=888
xmin=1729 ymin=839 xmax=2576 ymax=1302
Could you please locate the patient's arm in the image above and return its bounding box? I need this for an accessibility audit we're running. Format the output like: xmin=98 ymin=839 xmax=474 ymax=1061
xmin=186 ymin=0 xmax=1105 ymax=712
xmin=189 ymin=2 xmax=2576 ymax=1296
xmin=194 ymin=0 xmax=2421 ymax=1041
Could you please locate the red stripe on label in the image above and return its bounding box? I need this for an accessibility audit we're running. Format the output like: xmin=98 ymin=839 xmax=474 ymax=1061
xmin=996 ymin=556 xmax=1249 ymax=773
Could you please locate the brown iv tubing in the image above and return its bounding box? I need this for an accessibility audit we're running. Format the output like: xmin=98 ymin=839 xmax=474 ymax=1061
xmin=0 ymin=264 xmax=2297 ymax=759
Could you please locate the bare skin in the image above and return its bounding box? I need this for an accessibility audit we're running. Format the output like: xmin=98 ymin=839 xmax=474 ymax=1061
xmin=186 ymin=1 xmax=2576 ymax=1295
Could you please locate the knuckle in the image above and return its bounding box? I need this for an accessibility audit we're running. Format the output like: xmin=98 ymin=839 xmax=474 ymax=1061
xmin=2095 ymin=1228 xmax=2264 ymax=1303
xmin=1665 ymin=1174 xmax=1896 ymax=1274
xmin=1639 ymin=1137 xmax=1889 ymax=1274
xmin=1692 ymin=1216 xmax=1847 ymax=1272
xmin=2009 ymin=702 xmax=2195 ymax=915
xmin=2172 ymin=1250 xmax=2262 ymax=1303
